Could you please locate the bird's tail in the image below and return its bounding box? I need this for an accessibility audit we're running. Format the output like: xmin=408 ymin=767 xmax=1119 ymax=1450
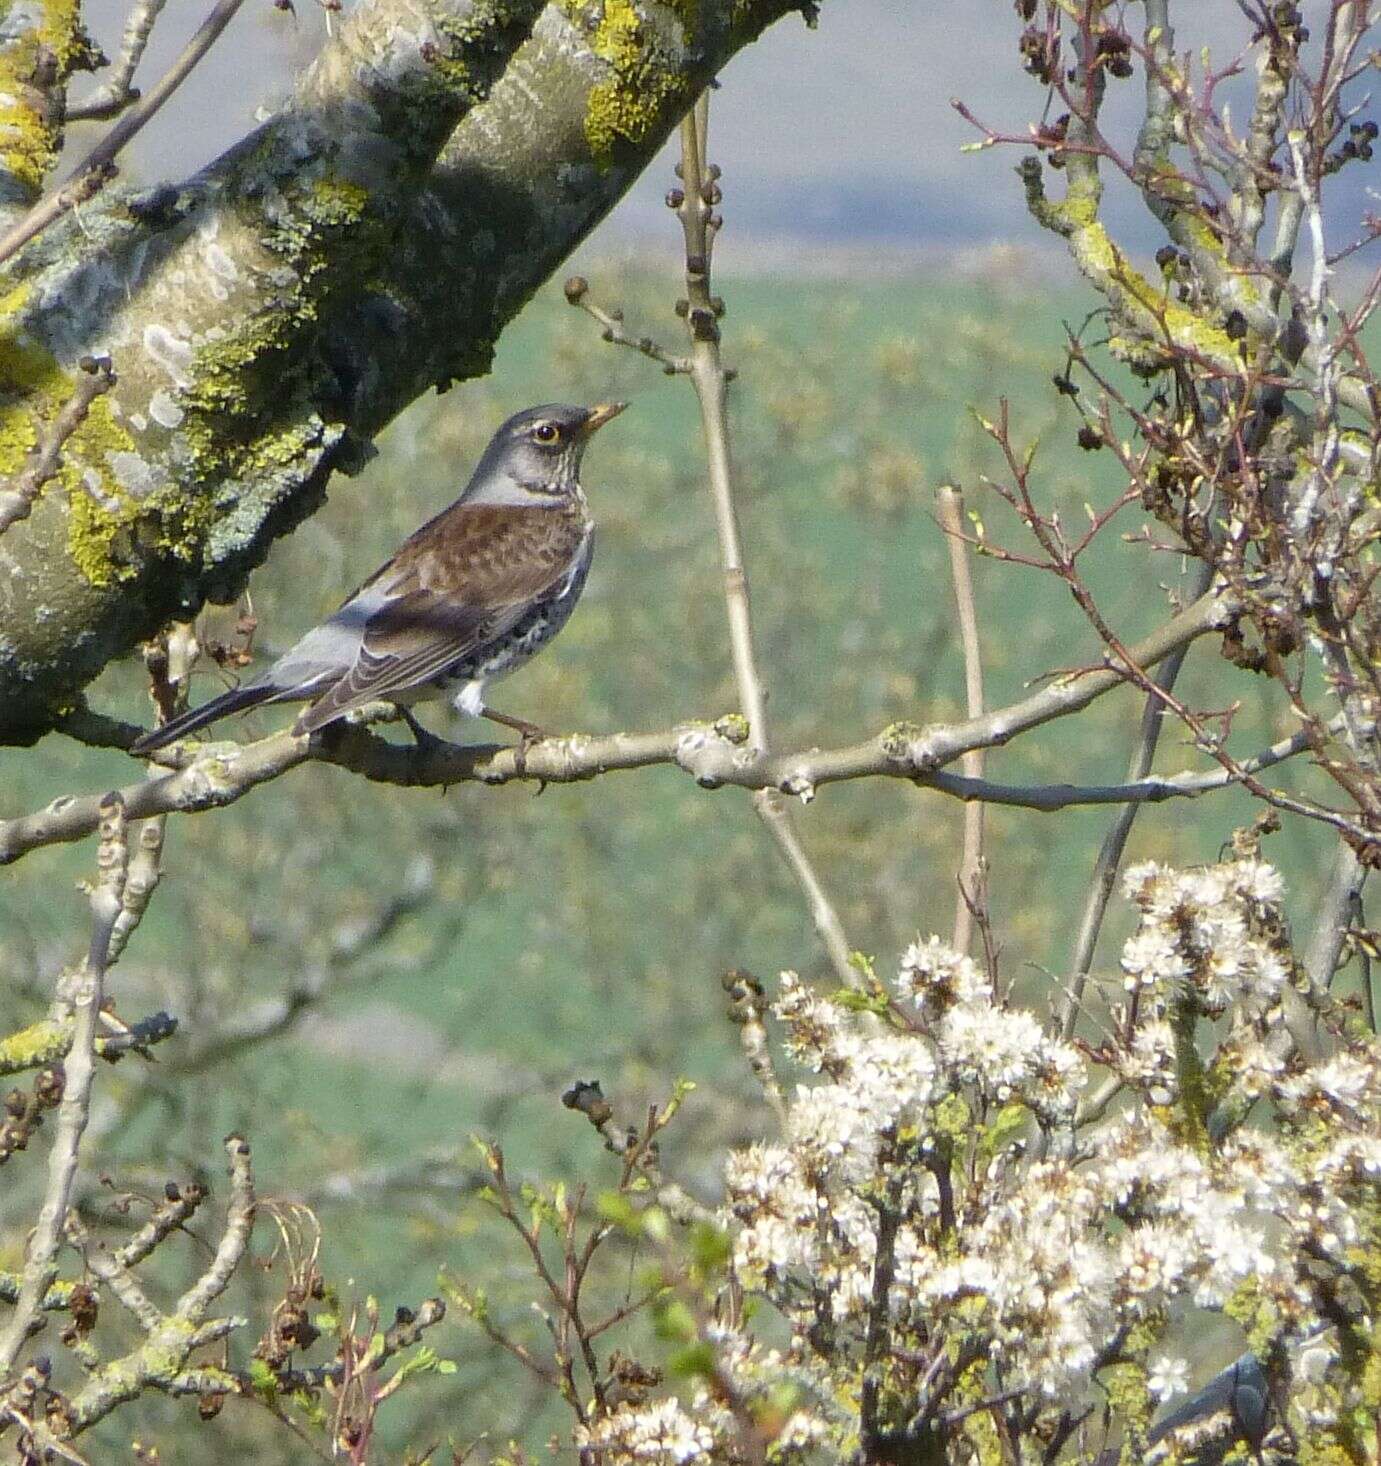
xmin=129 ymin=682 xmax=281 ymax=754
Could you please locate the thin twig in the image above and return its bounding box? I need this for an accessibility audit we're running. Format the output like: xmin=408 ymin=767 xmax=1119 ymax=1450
xmin=66 ymin=0 xmax=170 ymax=121
xmin=0 ymin=1009 xmax=178 ymax=1078
xmin=672 ymin=93 xmax=859 ymax=988
xmin=564 ymin=278 xmax=690 ymax=374
xmin=0 ymin=358 xmax=114 ymax=536
xmin=58 ymin=1136 xmax=255 ymax=1435
xmin=753 ymin=798 xmax=857 ymax=985
xmin=1059 ymin=560 xmax=1213 ymax=1041
xmin=0 ymin=0 xmax=246 ymax=271
xmin=0 ymin=587 xmax=1259 ymax=869
xmin=0 ymin=794 xmax=127 ymax=1375
xmin=936 ymin=485 xmax=986 ymax=952
xmin=675 ymin=96 xmax=768 ymax=752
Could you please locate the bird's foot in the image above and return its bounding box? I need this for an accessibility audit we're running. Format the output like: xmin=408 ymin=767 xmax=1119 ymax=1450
xmin=399 ymin=706 xmax=445 ymax=754
xmin=482 ymin=708 xmax=549 ymax=782
xmin=515 ymin=729 xmax=548 ymax=784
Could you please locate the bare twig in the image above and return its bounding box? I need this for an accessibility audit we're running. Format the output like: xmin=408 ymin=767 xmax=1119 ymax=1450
xmin=936 ymin=485 xmax=986 ymax=952
xmin=672 ymin=94 xmax=860 ymax=987
xmin=0 ymin=0 xmax=246 ymax=270
xmin=0 ymin=794 xmax=127 ymax=1375
xmin=0 ymin=358 xmax=115 ymax=536
xmin=66 ymin=0 xmax=169 ymax=121
xmin=1059 ymin=560 xmax=1214 ymax=1041
xmin=58 ymin=1136 xmax=255 ymax=1434
xmin=753 ymin=798 xmax=857 ymax=984
xmin=563 ymin=277 xmax=690 ymax=374
xmin=674 ymin=95 xmax=769 ymax=754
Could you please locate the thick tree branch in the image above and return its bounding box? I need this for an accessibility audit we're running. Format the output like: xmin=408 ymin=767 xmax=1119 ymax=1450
xmin=0 ymin=0 xmax=820 ymax=744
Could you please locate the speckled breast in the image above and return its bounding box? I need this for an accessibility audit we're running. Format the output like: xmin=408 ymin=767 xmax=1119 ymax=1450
xmin=434 ymin=540 xmax=592 ymax=693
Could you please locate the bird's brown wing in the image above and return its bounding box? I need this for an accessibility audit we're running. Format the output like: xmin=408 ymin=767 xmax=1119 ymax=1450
xmin=294 ymin=504 xmax=588 ymax=734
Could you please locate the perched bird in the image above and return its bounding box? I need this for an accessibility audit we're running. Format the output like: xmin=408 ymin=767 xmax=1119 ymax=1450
xmin=130 ymin=401 xmax=627 ymax=755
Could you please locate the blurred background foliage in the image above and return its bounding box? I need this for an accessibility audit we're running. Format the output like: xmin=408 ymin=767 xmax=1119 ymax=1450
xmin=0 ymin=252 xmax=1342 ymax=1457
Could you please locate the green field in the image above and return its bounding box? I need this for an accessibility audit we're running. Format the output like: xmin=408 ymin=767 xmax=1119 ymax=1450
xmin=0 ymin=260 xmax=1336 ymax=1456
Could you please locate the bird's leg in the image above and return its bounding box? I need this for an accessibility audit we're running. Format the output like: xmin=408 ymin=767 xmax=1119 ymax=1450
xmin=398 ymin=705 xmax=444 ymax=753
xmin=482 ymin=706 xmax=549 ymax=778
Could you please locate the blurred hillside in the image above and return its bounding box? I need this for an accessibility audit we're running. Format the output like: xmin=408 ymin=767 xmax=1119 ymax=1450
xmin=0 ymin=260 xmax=1337 ymax=1457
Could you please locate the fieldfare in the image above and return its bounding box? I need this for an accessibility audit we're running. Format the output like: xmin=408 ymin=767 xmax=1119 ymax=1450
xmin=130 ymin=401 xmax=627 ymax=754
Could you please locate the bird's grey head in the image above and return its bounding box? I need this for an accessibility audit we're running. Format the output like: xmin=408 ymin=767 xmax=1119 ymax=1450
xmin=465 ymin=402 xmax=627 ymax=507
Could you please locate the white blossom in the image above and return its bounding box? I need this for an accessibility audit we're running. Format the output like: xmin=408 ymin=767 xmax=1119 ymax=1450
xmin=1148 ymin=1354 xmax=1190 ymax=1401
xmin=587 ymin=860 xmax=1381 ymax=1464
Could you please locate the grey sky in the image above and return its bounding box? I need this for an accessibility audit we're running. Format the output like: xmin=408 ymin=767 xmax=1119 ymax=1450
xmin=68 ymin=3 xmax=1306 ymax=255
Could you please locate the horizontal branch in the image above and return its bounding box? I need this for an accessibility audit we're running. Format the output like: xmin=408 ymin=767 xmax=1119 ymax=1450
xmin=0 ymin=1010 xmax=178 ymax=1078
xmin=0 ymin=589 xmax=1244 ymax=866
xmin=928 ymin=721 xmax=1315 ymax=811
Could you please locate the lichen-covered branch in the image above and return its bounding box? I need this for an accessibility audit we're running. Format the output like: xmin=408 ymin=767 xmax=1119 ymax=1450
xmin=0 ymin=353 xmax=113 ymax=535
xmin=0 ymin=794 xmax=126 ymax=1375
xmin=0 ymin=0 xmax=100 ymax=219
xmin=57 ymin=1135 xmax=256 ymax=1436
xmin=0 ymin=0 xmax=249 ymax=271
xmin=0 ymin=0 xmax=821 ymax=744
xmin=0 ymin=1008 xmax=177 ymax=1078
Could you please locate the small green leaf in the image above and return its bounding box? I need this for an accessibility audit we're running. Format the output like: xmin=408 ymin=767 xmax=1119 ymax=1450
xmin=248 ymin=1357 xmax=279 ymax=1403
xmin=653 ymin=1298 xmax=697 ymax=1344
xmin=833 ymin=988 xmax=889 ymax=1015
xmin=689 ymin=1222 xmax=732 ymax=1273
xmin=642 ymin=1206 xmax=670 ymax=1244
xmin=596 ymin=1191 xmax=640 ymax=1231
xmin=847 ymin=951 xmax=878 ymax=982
xmin=667 ymin=1341 xmax=717 ymax=1380
xmin=977 ymin=1102 xmax=1030 ymax=1165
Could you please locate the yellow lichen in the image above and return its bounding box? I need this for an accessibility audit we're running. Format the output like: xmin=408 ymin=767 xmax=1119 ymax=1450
xmin=0 ymin=1017 xmax=71 ymax=1073
xmin=0 ymin=0 xmax=97 ymax=198
xmin=563 ymin=0 xmax=699 ymax=166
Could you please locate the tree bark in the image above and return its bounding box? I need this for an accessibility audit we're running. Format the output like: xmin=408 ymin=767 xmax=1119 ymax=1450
xmin=0 ymin=0 xmax=816 ymax=743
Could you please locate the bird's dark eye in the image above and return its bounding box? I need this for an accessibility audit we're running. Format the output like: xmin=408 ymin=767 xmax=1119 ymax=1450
xmin=532 ymin=422 xmax=560 ymax=445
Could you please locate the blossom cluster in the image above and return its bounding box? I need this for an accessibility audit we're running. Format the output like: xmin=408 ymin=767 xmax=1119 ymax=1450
xmin=577 ymin=859 xmax=1381 ymax=1464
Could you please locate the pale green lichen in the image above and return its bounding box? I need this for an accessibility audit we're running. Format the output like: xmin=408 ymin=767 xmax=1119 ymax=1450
xmin=0 ymin=280 xmax=164 ymax=586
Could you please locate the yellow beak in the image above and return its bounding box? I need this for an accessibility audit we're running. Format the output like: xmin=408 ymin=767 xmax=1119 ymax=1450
xmin=581 ymin=401 xmax=629 ymax=437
